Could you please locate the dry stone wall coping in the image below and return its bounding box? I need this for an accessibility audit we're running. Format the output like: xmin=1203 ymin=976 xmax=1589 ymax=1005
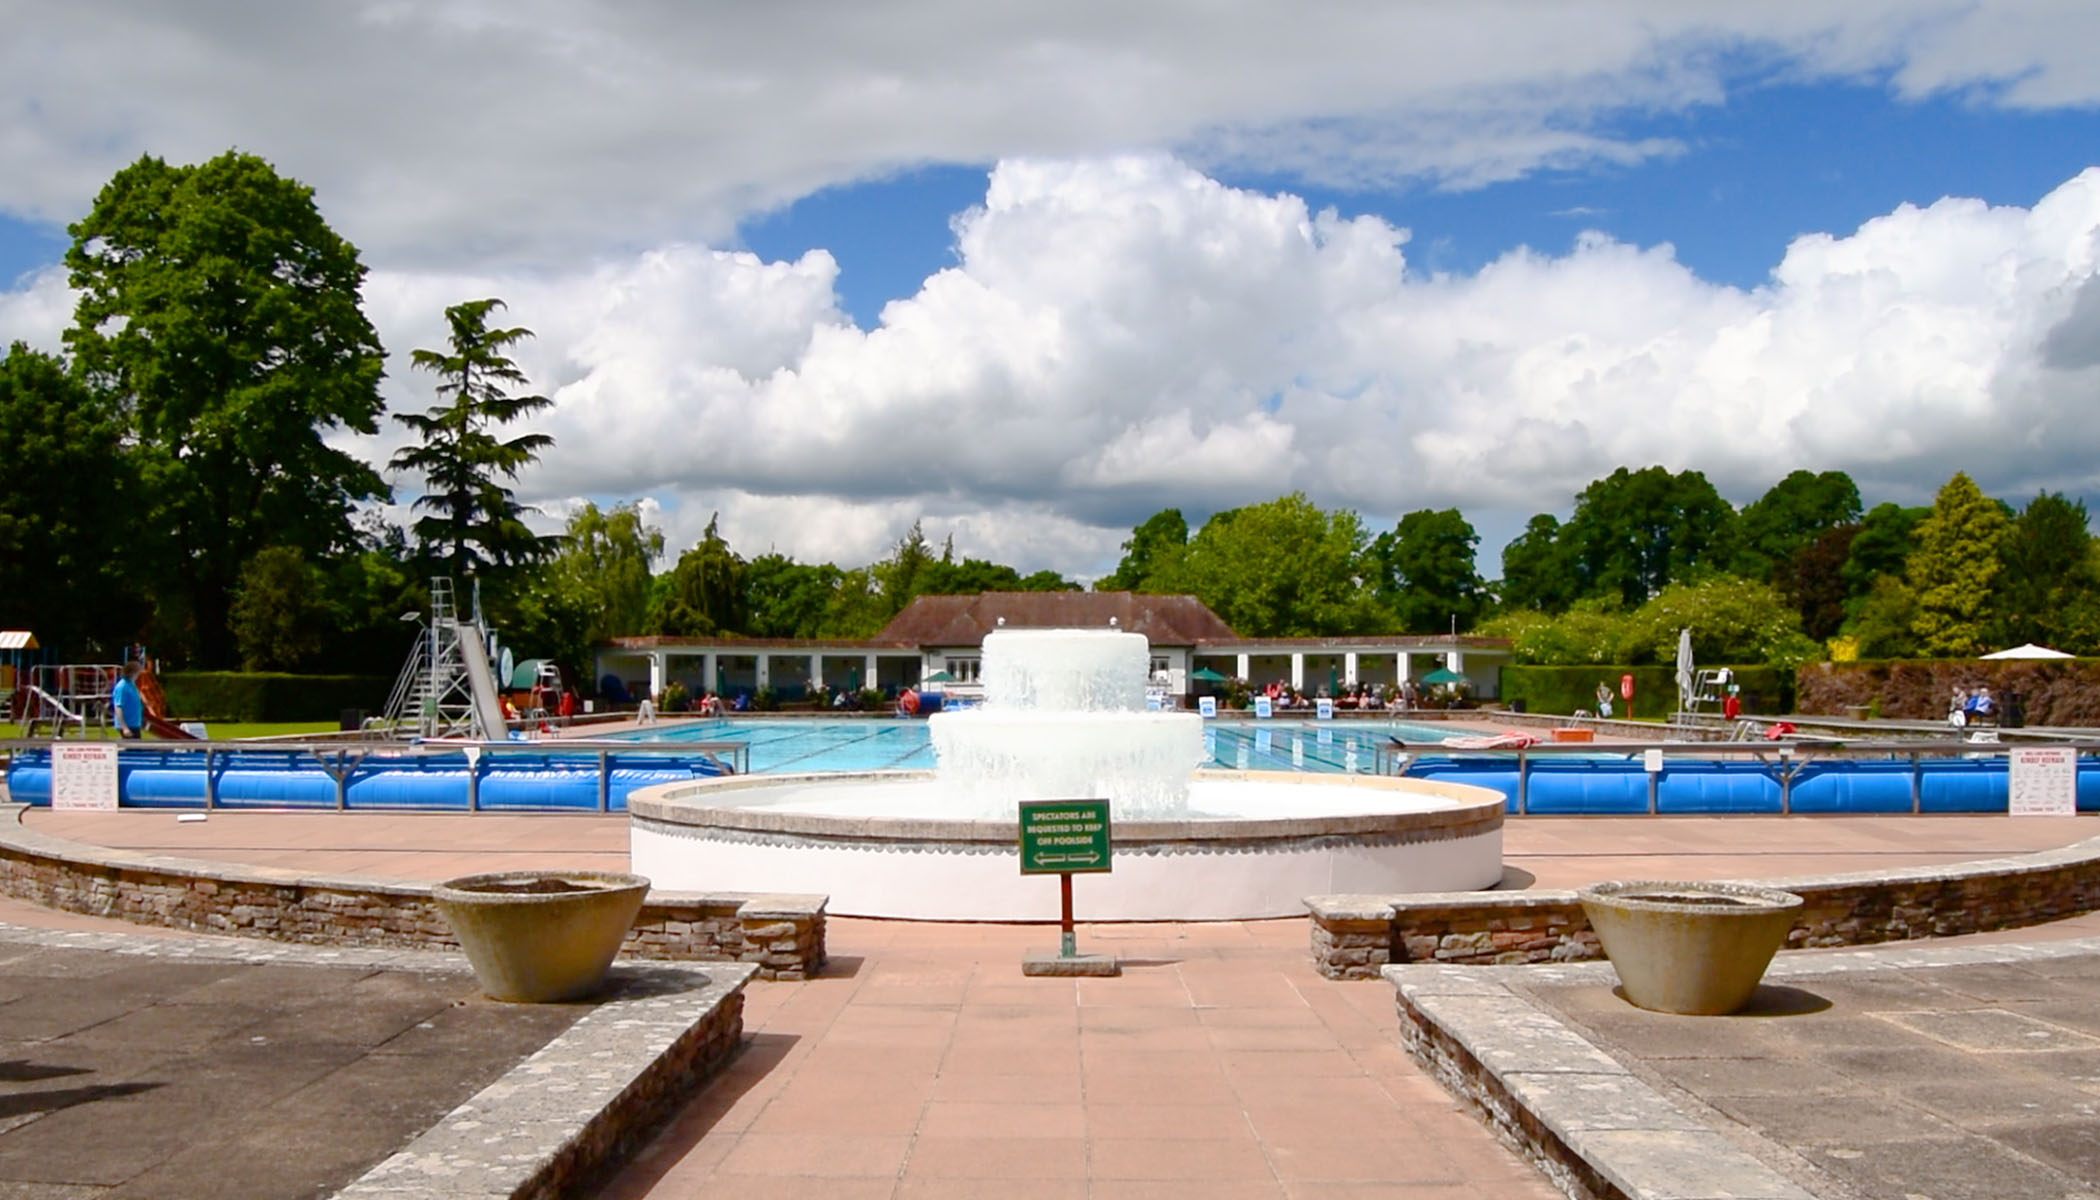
xmin=0 ymin=804 xmax=826 ymax=980
xmin=1310 ymin=827 xmax=2100 ymax=979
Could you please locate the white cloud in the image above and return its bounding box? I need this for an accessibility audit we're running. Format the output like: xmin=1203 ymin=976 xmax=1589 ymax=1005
xmin=5 ymin=2 xmax=2099 ymax=271
xmin=10 ymin=157 xmax=2100 ymax=577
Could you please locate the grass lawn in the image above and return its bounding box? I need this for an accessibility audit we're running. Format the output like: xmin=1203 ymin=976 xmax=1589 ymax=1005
xmin=1 ymin=720 xmax=340 ymax=741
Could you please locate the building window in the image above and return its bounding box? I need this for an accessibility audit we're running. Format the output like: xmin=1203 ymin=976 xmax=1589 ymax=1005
xmin=945 ymin=656 xmax=982 ymax=683
xmin=1151 ymin=656 xmax=1171 ymax=678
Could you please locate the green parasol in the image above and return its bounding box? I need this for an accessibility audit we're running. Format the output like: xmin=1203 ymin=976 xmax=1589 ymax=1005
xmin=1419 ymin=667 xmax=1467 ymax=686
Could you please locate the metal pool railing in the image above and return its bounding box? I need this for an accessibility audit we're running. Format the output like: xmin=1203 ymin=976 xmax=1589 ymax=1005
xmin=1377 ymin=737 xmax=2100 ymax=815
xmin=0 ymin=737 xmax=749 ymax=814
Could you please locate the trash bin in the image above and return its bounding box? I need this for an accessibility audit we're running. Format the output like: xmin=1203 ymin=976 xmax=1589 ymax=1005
xmin=339 ymin=708 xmax=365 ymax=732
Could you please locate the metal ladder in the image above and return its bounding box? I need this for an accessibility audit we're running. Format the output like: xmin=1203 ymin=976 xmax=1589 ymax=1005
xmin=379 ymin=578 xmax=487 ymax=739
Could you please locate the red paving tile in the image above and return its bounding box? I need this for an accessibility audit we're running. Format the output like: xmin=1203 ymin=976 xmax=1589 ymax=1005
xmin=7 ymin=806 xmax=2098 ymax=1196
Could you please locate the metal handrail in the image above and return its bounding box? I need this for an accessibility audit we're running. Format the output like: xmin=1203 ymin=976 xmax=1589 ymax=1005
xmin=0 ymin=736 xmax=749 ymax=813
xmin=1375 ymin=736 xmax=2092 ymax=816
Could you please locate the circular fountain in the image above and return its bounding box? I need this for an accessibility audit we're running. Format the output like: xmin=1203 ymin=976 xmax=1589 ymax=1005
xmin=627 ymin=628 xmax=1505 ymax=920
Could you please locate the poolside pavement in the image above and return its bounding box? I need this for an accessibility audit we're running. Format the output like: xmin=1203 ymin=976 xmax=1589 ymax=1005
xmin=6 ymin=807 xmax=2100 ymax=1197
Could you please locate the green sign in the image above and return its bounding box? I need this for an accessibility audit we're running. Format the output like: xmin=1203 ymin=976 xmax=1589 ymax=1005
xmin=1018 ymin=800 xmax=1112 ymax=874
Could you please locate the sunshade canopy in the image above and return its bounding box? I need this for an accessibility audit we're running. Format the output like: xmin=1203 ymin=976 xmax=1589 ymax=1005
xmin=1979 ymin=643 xmax=2075 ymax=660
xmin=1419 ymin=667 xmax=1467 ymax=685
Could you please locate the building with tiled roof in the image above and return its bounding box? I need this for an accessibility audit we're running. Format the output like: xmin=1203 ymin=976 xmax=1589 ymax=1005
xmin=594 ymin=592 xmax=1511 ymax=705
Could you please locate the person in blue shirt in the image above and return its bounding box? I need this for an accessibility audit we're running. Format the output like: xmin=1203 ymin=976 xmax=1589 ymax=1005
xmin=111 ymin=662 xmax=145 ymax=739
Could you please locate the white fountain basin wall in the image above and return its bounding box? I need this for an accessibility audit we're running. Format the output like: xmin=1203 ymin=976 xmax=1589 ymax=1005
xmin=628 ymin=769 xmax=1506 ymax=921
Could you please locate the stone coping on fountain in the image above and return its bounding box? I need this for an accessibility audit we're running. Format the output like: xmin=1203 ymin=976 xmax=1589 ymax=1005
xmin=626 ymin=769 xmax=1506 ymax=846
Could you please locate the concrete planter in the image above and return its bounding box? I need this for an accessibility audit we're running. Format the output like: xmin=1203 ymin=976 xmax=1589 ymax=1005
xmin=433 ymin=870 xmax=651 ymax=1002
xmin=1577 ymin=880 xmax=1804 ymax=1015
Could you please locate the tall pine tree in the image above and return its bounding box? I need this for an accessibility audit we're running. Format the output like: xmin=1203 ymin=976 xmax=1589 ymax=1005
xmin=391 ymin=298 xmax=557 ymax=581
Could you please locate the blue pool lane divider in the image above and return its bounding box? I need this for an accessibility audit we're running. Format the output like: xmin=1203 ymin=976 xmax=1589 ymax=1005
xmin=1401 ymin=753 xmax=2100 ymax=815
xmin=5 ymin=745 xmax=733 ymax=813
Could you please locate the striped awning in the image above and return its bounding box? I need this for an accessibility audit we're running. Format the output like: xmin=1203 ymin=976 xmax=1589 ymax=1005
xmin=0 ymin=631 xmax=38 ymax=650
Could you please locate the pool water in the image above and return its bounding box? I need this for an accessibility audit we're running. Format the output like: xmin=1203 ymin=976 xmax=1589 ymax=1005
xmin=607 ymin=718 xmax=1452 ymax=775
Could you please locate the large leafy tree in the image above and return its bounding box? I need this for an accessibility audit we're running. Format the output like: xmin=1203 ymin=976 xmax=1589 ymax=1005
xmin=650 ymin=515 xmax=747 ymax=636
xmin=1370 ymin=508 xmax=1487 ymax=633
xmin=1560 ymin=466 xmax=1739 ymax=606
xmin=1097 ymin=509 xmax=1188 ymax=591
xmin=547 ymin=501 xmax=662 ymax=644
xmin=1735 ymin=469 xmax=1861 ymax=580
xmin=65 ymin=151 xmax=387 ymax=665
xmin=0 ymin=344 xmax=144 ymax=656
xmin=746 ymin=555 xmax=847 ymax=638
xmin=1840 ymin=502 xmax=1927 ymax=598
xmin=391 ymin=298 xmax=556 ymax=580
xmin=1772 ymin=524 xmax=1859 ymax=643
xmin=1498 ymin=514 xmax=1580 ymax=613
xmin=1991 ymin=492 xmax=2098 ymax=650
xmin=228 ymin=546 xmax=333 ymax=671
xmin=1146 ymin=493 xmax=1380 ymax=636
xmin=1907 ymin=472 xmax=2011 ymax=656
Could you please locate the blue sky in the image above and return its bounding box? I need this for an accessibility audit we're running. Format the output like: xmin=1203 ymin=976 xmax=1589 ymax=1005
xmin=740 ymin=80 xmax=2100 ymax=331
xmin=5 ymin=5 xmax=2100 ymax=576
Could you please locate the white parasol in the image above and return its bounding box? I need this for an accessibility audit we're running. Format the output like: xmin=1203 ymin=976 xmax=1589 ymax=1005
xmin=1979 ymin=643 xmax=2074 ymax=660
xmin=1675 ymin=627 xmax=1695 ymax=711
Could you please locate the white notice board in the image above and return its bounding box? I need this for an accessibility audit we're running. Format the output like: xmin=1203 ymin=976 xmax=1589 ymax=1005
xmin=51 ymin=743 xmax=119 ymax=811
xmin=2009 ymin=746 xmax=2079 ymax=816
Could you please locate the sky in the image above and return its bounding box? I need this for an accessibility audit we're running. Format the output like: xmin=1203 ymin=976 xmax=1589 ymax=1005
xmin=5 ymin=1 xmax=2100 ymax=581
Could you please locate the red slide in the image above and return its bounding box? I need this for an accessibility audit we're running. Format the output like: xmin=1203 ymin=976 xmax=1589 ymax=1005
xmin=137 ymin=659 xmax=201 ymax=739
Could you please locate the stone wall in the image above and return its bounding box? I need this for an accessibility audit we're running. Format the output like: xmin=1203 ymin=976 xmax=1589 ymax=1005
xmin=1310 ymin=831 xmax=2100 ymax=979
xmin=0 ymin=804 xmax=826 ymax=980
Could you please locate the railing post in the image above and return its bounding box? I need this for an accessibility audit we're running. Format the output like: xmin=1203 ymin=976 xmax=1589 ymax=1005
xmin=1516 ymin=748 xmax=1529 ymax=815
xmin=334 ymin=752 xmax=348 ymax=811
xmin=203 ymin=746 xmax=215 ymax=811
xmin=1779 ymin=750 xmax=1793 ymax=815
xmin=467 ymin=749 xmax=481 ymax=813
xmin=598 ymin=749 xmax=610 ymax=813
xmin=1911 ymin=749 xmax=1922 ymax=814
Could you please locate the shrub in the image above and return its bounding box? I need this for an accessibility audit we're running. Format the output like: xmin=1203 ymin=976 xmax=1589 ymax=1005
xmin=158 ymin=673 xmax=393 ymax=723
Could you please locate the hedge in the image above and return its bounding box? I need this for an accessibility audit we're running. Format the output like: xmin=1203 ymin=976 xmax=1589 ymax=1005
xmin=1796 ymin=659 xmax=2100 ymax=726
xmin=1496 ymin=664 xmax=1793 ymax=720
xmin=159 ymin=673 xmax=395 ymax=723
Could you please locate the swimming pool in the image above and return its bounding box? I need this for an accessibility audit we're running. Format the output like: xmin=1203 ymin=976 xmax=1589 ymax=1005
xmin=606 ymin=717 xmax=1452 ymax=775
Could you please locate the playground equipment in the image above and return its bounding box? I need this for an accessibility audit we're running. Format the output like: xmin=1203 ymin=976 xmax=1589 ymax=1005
xmin=377 ymin=578 xmax=510 ymax=741
xmin=18 ymin=664 xmax=117 ymax=738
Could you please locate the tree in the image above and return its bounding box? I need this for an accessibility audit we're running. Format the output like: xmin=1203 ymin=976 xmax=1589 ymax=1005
xmin=0 ymin=344 xmax=143 ymax=656
xmin=1907 ymin=472 xmax=2011 ymax=656
xmin=650 ymin=515 xmax=746 ymax=636
xmin=1772 ymin=524 xmax=1859 ymax=643
xmin=1618 ymin=577 xmax=1819 ymax=668
xmin=65 ymin=151 xmax=388 ymax=665
xmin=1841 ymin=502 xmax=1926 ymax=601
xmin=1498 ymin=514 xmax=1579 ymax=613
xmin=1369 ymin=508 xmax=1487 ymax=633
xmin=391 ymin=298 xmax=556 ymax=580
xmin=547 ymin=502 xmax=662 ymax=643
xmin=1560 ymin=466 xmax=1739 ymax=606
xmin=1735 ymin=469 xmax=1861 ymax=581
xmin=1097 ymin=509 xmax=1188 ymax=591
xmin=1145 ymin=494 xmax=1380 ymax=636
xmin=228 ymin=546 xmax=333 ymax=670
xmin=746 ymin=555 xmax=845 ymax=639
xmin=873 ymin=521 xmax=938 ymax=613
xmin=1991 ymin=492 xmax=2097 ymax=650
xmin=1852 ymin=575 xmax=1920 ymax=659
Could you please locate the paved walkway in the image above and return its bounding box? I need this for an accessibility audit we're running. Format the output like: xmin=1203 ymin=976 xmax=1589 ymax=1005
xmin=600 ymin=917 xmax=1562 ymax=1199
xmin=8 ymin=808 xmax=2098 ymax=1197
xmin=21 ymin=809 xmax=2095 ymax=892
xmin=1529 ymin=947 xmax=2100 ymax=1200
xmin=0 ymin=931 xmax=579 ymax=1199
